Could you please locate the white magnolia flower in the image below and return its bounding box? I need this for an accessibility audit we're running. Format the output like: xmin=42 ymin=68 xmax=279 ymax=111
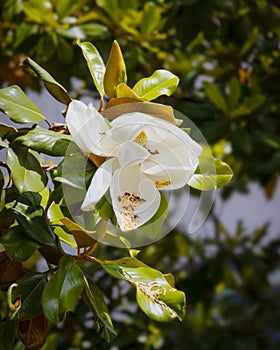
xmin=66 ymin=100 xmax=202 ymax=231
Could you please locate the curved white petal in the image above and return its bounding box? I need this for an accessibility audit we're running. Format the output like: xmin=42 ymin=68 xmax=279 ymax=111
xmin=66 ymin=100 xmax=109 ymax=154
xmin=116 ymin=141 xmax=150 ymax=167
xmin=81 ymin=158 xmax=115 ymax=211
xmin=110 ymin=165 xmax=161 ymax=231
xmin=95 ymin=124 xmax=144 ymax=156
xmin=141 ymin=143 xmax=199 ymax=175
xmin=111 ymin=112 xmax=202 ymax=157
xmin=146 ymin=169 xmax=193 ymax=190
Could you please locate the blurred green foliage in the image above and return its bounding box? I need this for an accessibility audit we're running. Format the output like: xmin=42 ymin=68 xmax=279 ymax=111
xmin=1 ymin=0 xmax=280 ymax=349
xmin=1 ymin=0 xmax=280 ymax=194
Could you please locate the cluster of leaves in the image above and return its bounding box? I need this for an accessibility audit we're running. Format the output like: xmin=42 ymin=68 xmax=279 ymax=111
xmin=0 ymin=39 xmax=233 ymax=348
xmin=1 ymin=0 xmax=279 ymax=195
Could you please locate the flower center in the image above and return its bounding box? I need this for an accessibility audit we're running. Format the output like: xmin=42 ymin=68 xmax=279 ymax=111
xmin=133 ymin=131 xmax=159 ymax=155
xmin=118 ymin=191 xmax=146 ymax=230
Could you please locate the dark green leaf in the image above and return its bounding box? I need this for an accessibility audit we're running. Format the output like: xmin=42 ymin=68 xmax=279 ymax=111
xmin=13 ymin=206 xmax=57 ymax=247
xmin=83 ymin=278 xmax=117 ymax=342
xmin=132 ymin=70 xmax=179 ymax=101
xmin=42 ymin=255 xmax=85 ymax=323
xmin=204 ymin=82 xmax=228 ymax=113
xmin=100 ymin=257 xmax=186 ymax=322
xmin=13 ymin=127 xmax=73 ymax=156
xmin=53 ymin=150 xmax=96 ymax=189
xmin=0 ymin=225 xmax=39 ymax=261
xmin=0 ymin=122 xmax=17 ymax=139
xmin=22 ymin=57 xmax=72 ymax=105
xmin=0 ymin=320 xmax=17 ymax=350
xmin=11 ymin=273 xmax=47 ymax=320
xmin=227 ymin=77 xmax=241 ymax=110
xmin=77 ymin=40 xmax=106 ymax=97
xmin=6 ymin=146 xmax=46 ymax=193
xmin=188 ymin=157 xmax=233 ymax=190
xmin=0 ymin=85 xmax=45 ymax=124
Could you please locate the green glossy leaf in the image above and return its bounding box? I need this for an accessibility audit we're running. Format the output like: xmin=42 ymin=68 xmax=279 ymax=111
xmin=0 ymin=85 xmax=45 ymax=124
xmin=6 ymin=146 xmax=46 ymax=193
xmin=22 ymin=0 xmax=54 ymax=23
xmin=13 ymin=127 xmax=73 ymax=156
xmin=53 ymin=226 xmax=77 ymax=248
xmin=227 ymin=77 xmax=241 ymax=110
xmin=83 ymin=278 xmax=117 ymax=342
xmin=132 ymin=70 xmax=179 ymax=101
xmin=55 ymin=0 xmax=87 ymax=18
xmin=100 ymin=257 xmax=186 ymax=322
xmin=77 ymin=40 xmax=106 ymax=96
xmin=0 ymin=320 xmax=17 ymax=350
xmin=58 ymin=23 xmax=108 ymax=39
xmin=11 ymin=273 xmax=47 ymax=320
xmin=60 ymin=217 xmax=96 ymax=248
xmin=140 ymin=2 xmax=161 ymax=35
xmin=12 ymin=206 xmax=57 ymax=247
xmin=188 ymin=157 xmax=233 ymax=191
xmin=53 ymin=149 xmax=96 ymax=190
xmin=42 ymin=255 xmax=85 ymax=323
xmin=204 ymin=82 xmax=228 ymax=113
xmin=0 ymin=122 xmax=17 ymax=139
xmin=22 ymin=57 xmax=71 ymax=105
xmin=0 ymin=225 xmax=39 ymax=261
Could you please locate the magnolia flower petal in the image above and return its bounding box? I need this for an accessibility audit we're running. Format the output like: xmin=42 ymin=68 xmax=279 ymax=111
xmin=110 ymin=165 xmax=161 ymax=231
xmin=96 ymin=124 xmax=144 ymax=156
xmin=81 ymin=158 xmax=115 ymax=211
xmin=141 ymin=143 xmax=199 ymax=176
xmin=146 ymin=169 xmax=193 ymax=190
xmin=66 ymin=100 xmax=109 ymax=154
xmin=116 ymin=141 xmax=150 ymax=167
xmin=111 ymin=112 xmax=202 ymax=157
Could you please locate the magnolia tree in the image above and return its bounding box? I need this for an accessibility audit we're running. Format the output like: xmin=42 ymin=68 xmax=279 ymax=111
xmin=0 ymin=41 xmax=232 ymax=349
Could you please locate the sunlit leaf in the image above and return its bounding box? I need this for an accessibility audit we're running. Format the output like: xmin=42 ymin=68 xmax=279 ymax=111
xmin=60 ymin=217 xmax=96 ymax=248
xmin=132 ymin=70 xmax=179 ymax=101
xmin=22 ymin=57 xmax=72 ymax=105
xmin=140 ymin=2 xmax=161 ymax=35
xmin=77 ymin=40 xmax=106 ymax=97
xmin=7 ymin=146 xmax=46 ymax=193
xmin=188 ymin=157 xmax=233 ymax=190
xmin=42 ymin=255 xmax=85 ymax=323
xmin=100 ymin=257 xmax=186 ymax=322
xmin=115 ymin=83 xmax=145 ymax=100
xmin=53 ymin=226 xmax=77 ymax=248
xmin=0 ymin=85 xmax=45 ymax=124
xmin=204 ymin=82 xmax=228 ymax=114
xmin=13 ymin=127 xmax=74 ymax=156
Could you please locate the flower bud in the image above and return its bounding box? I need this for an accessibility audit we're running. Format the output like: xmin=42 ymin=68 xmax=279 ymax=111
xmin=103 ymin=40 xmax=127 ymax=98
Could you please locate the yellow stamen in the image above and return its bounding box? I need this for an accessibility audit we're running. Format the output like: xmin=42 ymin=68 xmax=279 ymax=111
xmin=155 ymin=180 xmax=171 ymax=189
xmin=133 ymin=130 xmax=147 ymax=147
